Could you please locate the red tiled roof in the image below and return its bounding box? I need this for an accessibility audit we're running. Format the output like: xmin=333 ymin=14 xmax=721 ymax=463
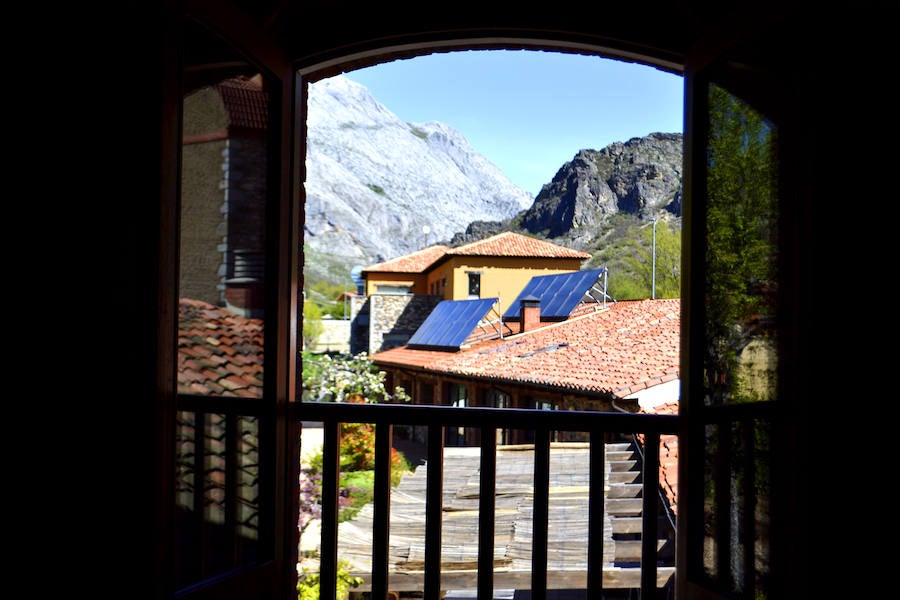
xmin=176 ymin=295 xmax=680 ymax=513
xmin=638 ymin=401 xmax=679 ymax=515
xmin=363 ymin=232 xmax=590 ymax=275
xmin=217 ymin=75 xmax=268 ymax=130
xmin=446 ymin=231 xmax=591 ymax=259
xmin=177 ymin=298 xmax=264 ymax=397
xmin=363 ymin=244 xmax=450 ymax=273
xmin=371 ymin=298 xmax=680 ymax=397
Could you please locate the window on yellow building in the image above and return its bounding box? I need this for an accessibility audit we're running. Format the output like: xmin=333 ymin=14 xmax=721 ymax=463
xmin=467 ymin=272 xmax=480 ymax=298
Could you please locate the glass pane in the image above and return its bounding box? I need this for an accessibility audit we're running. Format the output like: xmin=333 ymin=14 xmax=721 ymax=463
xmin=179 ymin=24 xmax=269 ymax=399
xmin=704 ymin=83 xmax=778 ymax=407
xmin=174 ymin=411 xmax=264 ymax=587
xmin=701 ymin=418 xmax=771 ymax=596
xmin=175 ymin=21 xmax=274 ymax=591
xmin=236 ymin=415 xmax=262 ymax=546
xmin=174 ymin=410 xmax=199 ymax=587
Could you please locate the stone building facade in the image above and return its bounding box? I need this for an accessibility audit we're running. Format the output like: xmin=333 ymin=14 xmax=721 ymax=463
xmin=180 ymin=75 xmax=269 ymax=319
xmin=350 ymin=293 xmax=443 ymax=355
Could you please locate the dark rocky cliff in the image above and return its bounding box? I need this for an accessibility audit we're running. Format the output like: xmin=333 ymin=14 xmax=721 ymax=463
xmin=450 ymin=132 xmax=683 ymax=250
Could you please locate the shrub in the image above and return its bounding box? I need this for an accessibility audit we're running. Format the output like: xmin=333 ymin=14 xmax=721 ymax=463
xmin=302 ymin=352 xmax=411 ymax=404
xmin=296 ymin=558 xmax=362 ymax=600
xmin=339 ymin=422 xmax=376 ymax=471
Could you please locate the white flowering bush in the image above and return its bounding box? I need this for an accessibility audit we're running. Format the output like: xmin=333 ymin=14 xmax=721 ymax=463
xmin=302 ymin=352 xmax=411 ymax=404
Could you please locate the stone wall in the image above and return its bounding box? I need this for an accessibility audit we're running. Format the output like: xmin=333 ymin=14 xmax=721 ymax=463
xmin=349 ymin=294 xmax=443 ymax=354
xmin=180 ymin=85 xmax=268 ymax=316
xmin=309 ymin=318 xmax=351 ymax=354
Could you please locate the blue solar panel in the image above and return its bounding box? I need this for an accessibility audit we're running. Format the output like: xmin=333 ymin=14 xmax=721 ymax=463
xmin=407 ymin=297 xmax=498 ymax=349
xmin=502 ymin=268 xmax=607 ymax=320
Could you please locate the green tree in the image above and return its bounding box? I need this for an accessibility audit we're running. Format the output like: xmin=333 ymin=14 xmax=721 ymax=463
xmin=621 ymin=218 xmax=681 ymax=299
xmin=302 ymin=300 xmax=324 ymax=351
xmin=296 ymin=559 xmax=362 ymax=600
xmin=306 ymin=279 xmax=353 ymax=319
xmin=302 ymin=352 xmax=411 ymax=404
xmin=704 ymin=83 xmax=778 ymax=405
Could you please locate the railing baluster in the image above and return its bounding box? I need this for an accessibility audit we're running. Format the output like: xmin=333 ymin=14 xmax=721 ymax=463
xmin=741 ymin=418 xmax=756 ymax=598
xmin=478 ymin=426 xmax=496 ymax=599
xmin=319 ymin=420 xmax=341 ymax=600
xmin=531 ymin=427 xmax=550 ymax=600
xmin=371 ymin=422 xmax=393 ymax=598
xmin=641 ymin=431 xmax=660 ymax=596
xmin=193 ymin=411 xmax=206 ymax=579
xmin=587 ymin=430 xmax=606 ymax=595
xmin=224 ymin=412 xmax=237 ymax=567
xmin=424 ymin=424 xmax=444 ymax=599
xmin=715 ymin=423 xmax=731 ymax=587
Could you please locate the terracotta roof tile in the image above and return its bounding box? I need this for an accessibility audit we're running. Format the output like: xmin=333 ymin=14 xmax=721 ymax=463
xmin=372 ymin=299 xmax=681 ymax=514
xmin=363 ymin=232 xmax=590 ymax=275
xmin=371 ymin=298 xmax=680 ymax=397
xmin=446 ymin=231 xmax=590 ymax=259
xmin=638 ymin=400 xmax=680 ymax=515
xmin=178 ymin=298 xmax=264 ymax=397
xmin=363 ymin=244 xmax=450 ymax=273
xmin=217 ymin=76 xmax=268 ymax=130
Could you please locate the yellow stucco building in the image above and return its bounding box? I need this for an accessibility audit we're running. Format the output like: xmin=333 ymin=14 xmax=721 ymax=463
xmin=361 ymin=231 xmax=591 ymax=317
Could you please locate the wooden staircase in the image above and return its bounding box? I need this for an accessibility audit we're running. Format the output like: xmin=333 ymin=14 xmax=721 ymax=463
xmin=334 ymin=440 xmax=675 ymax=594
xmin=603 ymin=441 xmax=675 ymax=585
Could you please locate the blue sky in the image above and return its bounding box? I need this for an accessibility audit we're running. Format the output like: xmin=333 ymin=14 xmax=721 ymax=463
xmin=343 ymin=50 xmax=684 ymax=197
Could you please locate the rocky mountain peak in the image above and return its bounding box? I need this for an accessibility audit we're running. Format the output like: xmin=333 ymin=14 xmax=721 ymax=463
xmin=518 ymin=132 xmax=683 ymax=245
xmin=304 ymin=75 xmax=683 ymax=284
xmin=304 ymin=75 xmax=532 ymax=281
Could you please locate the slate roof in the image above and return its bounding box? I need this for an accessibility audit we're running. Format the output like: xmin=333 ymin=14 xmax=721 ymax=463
xmin=370 ymin=298 xmax=681 ymax=398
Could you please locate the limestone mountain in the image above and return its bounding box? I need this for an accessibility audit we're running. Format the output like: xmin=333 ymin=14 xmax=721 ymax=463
xmin=305 ymin=75 xmax=532 ymax=282
xmin=304 ymin=74 xmax=683 ymax=288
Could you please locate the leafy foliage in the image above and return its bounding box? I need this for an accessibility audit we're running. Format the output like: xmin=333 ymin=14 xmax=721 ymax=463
xmin=301 ymin=243 xmax=357 ymax=299
xmin=299 ymin=352 xmax=414 ymax=537
xmin=302 ymin=301 xmax=324 ymax=350
xmin=581 ymin=213 xmax=681 ymax=300
xmin=338 ymin=421 xmax=377 ymax=471
xmin=703 ymin=83 xmax=778 ymax=405
xmin=301 ymin=352 xmax=411 ymax=404
xmin=338 ymin=421 xmax=412 ymax=481
xmin=365 ymin=183 xmax=387 ymax=197
xmin=296 ymin=558 xmax=362 ymax=600
xmin=305 ymin=279 xmax=353 ymax=319
xmin=297 ymin=469 xmax=322 ymax=536
xmin=410 ymin=126 xmax=428 ymax=140
xmin=336 ymin=470 xmax=374 ymax=521
xmin=298 ymin=465 xmax=360 ymax=534
xmin=620 ymin=218 xmax=681 ymax=299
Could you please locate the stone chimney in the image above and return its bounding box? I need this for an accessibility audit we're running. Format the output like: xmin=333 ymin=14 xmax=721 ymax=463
xmin=519 ymin=295 xmax=541 ymax=333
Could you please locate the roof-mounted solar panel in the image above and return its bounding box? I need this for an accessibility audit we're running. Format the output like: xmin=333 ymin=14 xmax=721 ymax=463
xmin=502 ymin=268 xmax=607 ymax=320
xmin=407 ymin=297 xmax=498 ymax=350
